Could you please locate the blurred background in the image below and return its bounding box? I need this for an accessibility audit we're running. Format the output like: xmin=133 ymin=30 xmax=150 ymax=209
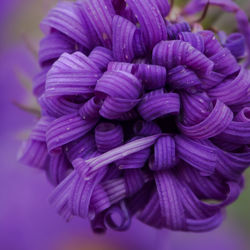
xmin=0 ymin=0 xmax=250 ymax=249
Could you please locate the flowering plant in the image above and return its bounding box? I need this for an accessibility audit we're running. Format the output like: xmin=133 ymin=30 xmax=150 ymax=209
xmin=19 ymin=0 xmax=250 ymax=233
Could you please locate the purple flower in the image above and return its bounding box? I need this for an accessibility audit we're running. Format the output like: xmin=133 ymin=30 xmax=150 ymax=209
xmin=18 ymin=0 xmax=250 ymax=233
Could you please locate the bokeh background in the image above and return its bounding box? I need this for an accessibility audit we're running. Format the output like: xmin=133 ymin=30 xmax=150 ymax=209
xmin=1 ymin=0 xmax=250 ymax=249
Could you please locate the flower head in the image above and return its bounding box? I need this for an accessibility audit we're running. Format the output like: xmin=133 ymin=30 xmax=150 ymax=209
xmin=19 ymin=0 xmax=250 ymax=233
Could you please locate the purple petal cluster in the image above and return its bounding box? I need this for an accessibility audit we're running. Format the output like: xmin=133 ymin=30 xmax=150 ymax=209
xmin=19 ymin=0 xmax=250 ymax=233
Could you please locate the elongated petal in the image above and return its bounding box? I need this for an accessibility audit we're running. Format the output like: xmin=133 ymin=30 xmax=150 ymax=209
xmin=116 ymin=137 xmax=151 ymax=169
xmin=155 ymin=171 xmax=186 ymax=230
xmin=79 ymin=135 xmax=161 ymax=178
xmin=137 ymin=191 xmax=163 ymax=228
xmin=69 ymin=168 xmax=106 ymax=218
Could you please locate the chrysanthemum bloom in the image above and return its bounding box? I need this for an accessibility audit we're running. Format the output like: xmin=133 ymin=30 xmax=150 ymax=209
xmin=18 ymin=0 xmax=250 ymax=233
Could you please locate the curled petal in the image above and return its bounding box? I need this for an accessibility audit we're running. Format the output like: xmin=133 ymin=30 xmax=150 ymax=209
xmin=100 ymin=97 xmax=140 ymax=119
xmin=124 ymin=169 xmax=145 ymax=196
xmin=39 ymin=31 xmax=75 ymax=66
xmin=152 ymin=40 xmax=214 ymax=74
xmin=41 ymin=2 xmax=92 ymax=49
xmin=48 ymin=171 xmax=76 ymax=221
xmin=46 ymin=113 xmax=98 ymax=153
xmin=107 ymin=61 xmax=136 ymax=72
xmin=235 ymin=107 xmax=250 ymax=122
xmin=199 ymin=30 xmax=222 ymax=57
xmin=95 ymin=70 xmax=142 ymax=99
xmin=167 ymin=65 xmax=201 ymax=91
xmin=30 ymin=116 xmax=53 ymax=141
xmin=137 ymin=91 xmax=180 ymax=121
xmin=209 ymin=48 xmax=240 ymax=76
xmin=90 ymin=213 xmax=106 ymax=234
xmin=39 ymin=95 xmax=81 ymax=118
xmin=112 ymin=15 xmax=137 ymax=62
xmin=179 ymin=99 xmax=233 ymax=139
xmin=216 ymin=149 xmax=250 ymax=180
xmin=79 ymin=97 xmax=102 ymax=120
xmin=199 ymin=71 xmax=225 ymax=90
xmin=225 ymin=32 xmax=245 ymax=58
xmin=179 ymin=32 xmax=205 ymax=52
xmin=95 ymin=123 xmax=124 ymax=153
xmin=167 ymin=22 xmax=191 ymax=40
xmin=175 ymin=135 xmax=217 ymax=176
xmin=33 ymin=67 xmax=49 ymax=97
xmin=88 ymin=46 xmax=113 ymax=71
xmin=178 ymin=165 xmax=227 ymax=200
xmin=18 ymin=140 xmax=49 ymax=169
xmin=90 ymin=178 xmax=127 ymax=213
xmin=133 ymin=30 xmax=147 ymax=57
xmin=65 ymin=134 xmax=96 ymax=162
xmin=104 ymin=202 xmax=131 ymax=231
xmin=46 ymin=70 xmax=101 ymax=97
xmin=47 ymin=153 xmax=71 ymax=186
xmin=208 ymin=67 xmax=250 ymax=106
xmin=153 ymin=0 xmax=170 ymax=17
xmin=215 ymin=120 xmax=250 ymax=144
xmin=50 ymin=51 xmax=100 ymax=73
xmin=126 ymin=0 xmax=167 ymax=50
xmin=135 ymin=64 xmax=167 ymax=90
xmin=186 ymin=212 xmax=223 ymax=232
xmin=150 ymin=135 xmax=176 ymax=170
xmin=79 ymin=0 xmax=115 ymax=49
xmin=133 ymin=120 xmax=161 ymax=136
